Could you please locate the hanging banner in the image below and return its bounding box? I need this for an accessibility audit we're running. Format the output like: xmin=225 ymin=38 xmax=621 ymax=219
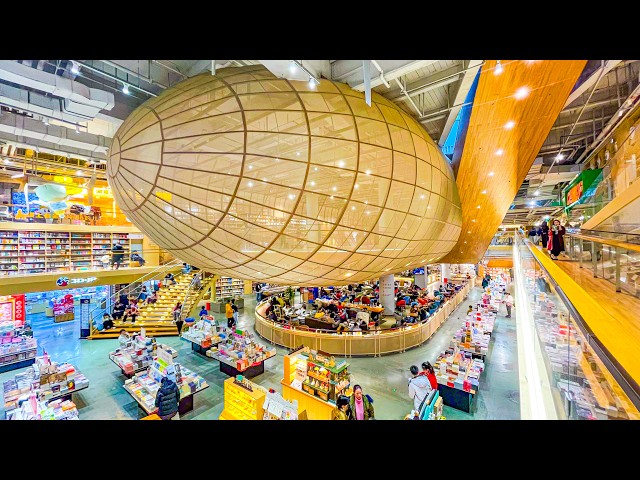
xmin=12 ymin=294 xmax=25 ymax=327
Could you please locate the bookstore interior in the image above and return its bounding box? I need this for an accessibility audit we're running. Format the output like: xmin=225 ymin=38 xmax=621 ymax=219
xmin=0 ymin=58 xmax=639 ymax=425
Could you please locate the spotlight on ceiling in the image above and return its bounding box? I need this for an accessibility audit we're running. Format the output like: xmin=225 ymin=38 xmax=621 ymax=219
xmin=534 ymin=190 xmax=540 ymax=196
xmin=515 ymin=87 xmax=530 ymax=100
xmin=43 ymin=117 xmax=49 ymax=126
xmin=504 ymin=120 xmax=515 ymax=130
xmin=289 ymin=61 xmax=297 ymax=74
xmin=494 ymin=60 xmax=503 ymax=75
xmin=70 ymin=61 xmax=79 ymax=75
xmin=308 ymin=77 xmax=317 ymax=89
xmin=122 ymin=84 xmax=130 ymax=95
xmin=555 ymin=153 xmax=565 ymax=161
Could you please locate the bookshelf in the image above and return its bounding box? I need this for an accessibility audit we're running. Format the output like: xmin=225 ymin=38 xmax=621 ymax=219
xmin=215 ymin=276 xmax=245 ymax=298
xmin=0 ymin=229 xmax=132 ymax=276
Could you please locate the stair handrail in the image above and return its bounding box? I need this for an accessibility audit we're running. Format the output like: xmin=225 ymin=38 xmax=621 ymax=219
xmin=177 ymin=271 xmax=214 ymax=322
xmin=88 ymin=259 xmax=183 ymax=335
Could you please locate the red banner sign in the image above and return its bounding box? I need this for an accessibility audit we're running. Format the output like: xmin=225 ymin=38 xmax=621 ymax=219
xmin=12 ymin=294 xmax=25 ymax=327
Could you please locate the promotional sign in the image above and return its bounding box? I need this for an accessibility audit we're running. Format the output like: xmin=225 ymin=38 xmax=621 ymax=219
xmin=12 ymin=294 xmax=25 ymax=327
xmin=53 ymin=294 xmax=75 ymax=316
xmin=566 ymin=181 xmax=583 ymax=206
xmin=80 ymin=298 xmax=90 ymax=329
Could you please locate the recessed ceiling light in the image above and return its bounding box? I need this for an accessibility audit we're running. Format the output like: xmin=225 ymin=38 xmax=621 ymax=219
xmin=365 ymin=211 xmax=370 ymax=215
xmin=495 ymin=149 xmax=504 ymax=156
xmin=332 ymin=186 xmax=337 ymax=192
xmin=248 ymin=165 xmax=253 ymax=170
xmin=289 ymin=61 xmax=297 ymax=73
xmin=248 ymin=181 xmax=254 ymax=187
xmin=122 ymin=84 xmax=130 ymax=95
xmin=288 ymin=194 xmax=295 ymax=200
xmin=481 ymin=190 xmax=487 ymax=194
xmin=420 ymin=194 xmax=425 ymax=199
xmin=515 ymin=87 xmax=530 ymax=100
xmin=494 ymin=60 xmax=503 ymax=75
xmin=337 ymin=160 xmax=345 ymax=168
xmin=472 ymin=219 xmax=476 ymax=222
xmin=354 ymin=183 xmax=359 ymax=189
xmin=365 ymin=170 xmax=371 ymax=175
xmin=467 ymin=231 xmax=471 ymax=233
xmin=488 ymin=171 xmax=494 ymax=176
xmin=555 ymin=153 xmax=565 ymax=161
xmin=476 ymin=205 xmax=481 ymax=209
xmin=308 ymin=77 xmax=317 ymax=90
xmin=364 ymin=201 xmax=368 ymax=205
xmin=310 ymin=181 xmax=316 ymax=186
xmin=330 ymin=195 xmax=334 ymax=199
xmin=345 ymin=272 xmax=352 ymax=277
xmin=464 ymin=241 xmax=467 ymax=244
xmin=296 ymin=152 xmax=300 ymax=156
xmin=504 ymin=121 xmax=515 ymax=130
xmin=314 ymin=167 xmax=318 ymax=171
xmin=70 ymin=61 xmax=79 ymax=75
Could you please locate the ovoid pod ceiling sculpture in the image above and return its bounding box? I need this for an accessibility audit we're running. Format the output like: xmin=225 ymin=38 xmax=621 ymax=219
xmin=107 ymin=65 xmax=462 ymax=285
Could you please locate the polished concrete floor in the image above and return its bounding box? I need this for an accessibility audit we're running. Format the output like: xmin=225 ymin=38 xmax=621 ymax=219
xmin=1 ymin=286 xmax=520 ymax=420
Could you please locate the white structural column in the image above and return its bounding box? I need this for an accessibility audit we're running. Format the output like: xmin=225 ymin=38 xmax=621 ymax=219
xmin=379 ymin=273 xmax=395 ymax=315
xmin=441 ymin=263 xmax=451 ymax=284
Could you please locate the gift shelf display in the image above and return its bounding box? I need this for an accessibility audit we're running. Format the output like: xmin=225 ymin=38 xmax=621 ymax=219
xmin=206 ymin=327 xmax=276 ymax=377
xmin=109 ymin=333 xmax=178 ymax=376
xmin=2 ymin=353 xmax=89 ymax=412
xmin=219 ymin=376 xmax=266 ymax=420
xmin=280 ymin=346 xmax=351 ymax=420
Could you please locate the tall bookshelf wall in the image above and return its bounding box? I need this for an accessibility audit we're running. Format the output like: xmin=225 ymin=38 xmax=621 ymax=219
xmin=0 ymin=229 xmax=132 ymax=276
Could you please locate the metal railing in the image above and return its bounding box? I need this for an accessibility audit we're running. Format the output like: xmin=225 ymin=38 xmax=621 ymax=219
xmin=87 ymin=258 xmax=183 ymax=336
xmin=177 ymin=271 xmax=215 ymax=321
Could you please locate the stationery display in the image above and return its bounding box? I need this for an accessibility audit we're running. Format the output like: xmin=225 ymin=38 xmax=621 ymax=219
xmin=181 ymin=317 xmax=221 ymax=349
xmin=263 ymin=390 xmax=299 ymax=420
xmin=434 ymin=348 xmax=484 ymax=394
xmin=2 ymin=353 xmax=89 ymax=410
xmin=123 ymin=358 xmax=208 ymax=414
xmin=6 ymin=395 xmax=79 ymax=420
xmin=0 ymin=327 xmax=37 ymax=372
xmin=206 ymin=328 xmax=276 ymax=373
xmin=109 ymin=333 xmax=177 ymax=375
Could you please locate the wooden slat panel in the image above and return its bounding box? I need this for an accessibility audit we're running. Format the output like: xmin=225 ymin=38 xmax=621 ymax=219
xmin=441 ymin=60 xmax=587 ymax=264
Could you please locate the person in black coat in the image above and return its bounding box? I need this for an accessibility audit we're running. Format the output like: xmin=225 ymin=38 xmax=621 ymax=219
xmin=155 ymin=376 xmax=181 ymax=420
xmin=112 ymin=243 xmax=125 ymax=270
xmin=540 ymin=222 xmax=549 ymax=251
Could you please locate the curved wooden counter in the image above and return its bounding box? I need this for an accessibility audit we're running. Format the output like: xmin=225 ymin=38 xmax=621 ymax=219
xmin=254 ymin=283 xmax=472 ymax=357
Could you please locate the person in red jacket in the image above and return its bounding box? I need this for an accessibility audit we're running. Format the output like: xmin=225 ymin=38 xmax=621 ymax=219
xmin=420 ymin=362 xmax=438 ymax=391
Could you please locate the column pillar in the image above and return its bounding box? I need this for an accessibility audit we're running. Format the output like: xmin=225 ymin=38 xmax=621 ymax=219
xmin=440 ymin=263 xmax=451 ymax=285
xmin=379 ymin=273 xmax=395 ymax=315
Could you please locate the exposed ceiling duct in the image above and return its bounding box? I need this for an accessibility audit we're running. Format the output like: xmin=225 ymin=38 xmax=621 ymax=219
xmin=0 ymin=60 xmax=116 ymax=123
xmin=0 ymin=110 xmax=110 ymax=156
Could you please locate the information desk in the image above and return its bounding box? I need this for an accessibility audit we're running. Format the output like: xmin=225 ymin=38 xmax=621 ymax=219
xmin=123 ymin=364 xmax=208 ymax=417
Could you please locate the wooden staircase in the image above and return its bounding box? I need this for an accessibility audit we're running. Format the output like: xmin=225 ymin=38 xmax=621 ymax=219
xmin=89 ymin=273 xmax=196 ymax=339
